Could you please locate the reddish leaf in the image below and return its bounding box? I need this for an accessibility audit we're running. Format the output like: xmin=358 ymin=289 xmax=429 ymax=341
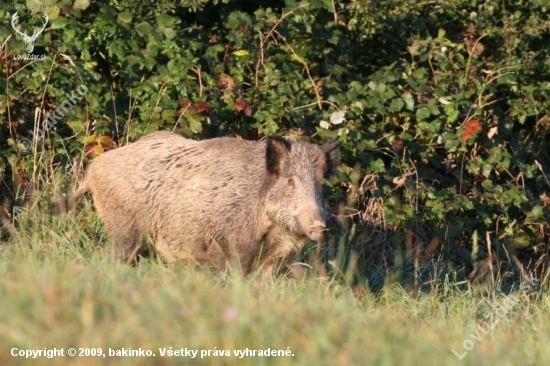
xmin=193 ymin=101 xmax=211 ymax=113
xmin=177 ymin=99 xmax=191 ymax=115
xmin=215 ymin=73 xmax=235 ymax=91
xmin=83 ymin=134 xmax=117 ymax=158
xmin=177 ymin=99 xmax=191 ymax=108
xmin=178 ymin=100 xmax=210 ymax=115
xmin=459 ymin=119 xmax=482 ymax=141
xmin=392 ymin=139 xmax=404 ymax=151
xmin=234 ymin=99 xmax=253 ymax=116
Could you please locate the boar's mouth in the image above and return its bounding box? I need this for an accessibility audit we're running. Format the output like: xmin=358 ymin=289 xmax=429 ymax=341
xmin=300 ymin=219 xmax=326 ymax=241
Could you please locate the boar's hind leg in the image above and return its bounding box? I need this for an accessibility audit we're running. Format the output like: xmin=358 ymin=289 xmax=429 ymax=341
xmin=103 ymin=219 xmax=142 ymax=264
xmin=93 ymin=195 xmax=143 ymax=264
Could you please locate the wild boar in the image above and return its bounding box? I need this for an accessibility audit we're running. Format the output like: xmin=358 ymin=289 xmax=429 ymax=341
xmin=58 ymin=131 xmax=340 ymax=276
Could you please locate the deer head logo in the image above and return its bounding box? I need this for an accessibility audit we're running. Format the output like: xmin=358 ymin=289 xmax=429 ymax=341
xmin=11 ymin=12 xmax=49 ymax=54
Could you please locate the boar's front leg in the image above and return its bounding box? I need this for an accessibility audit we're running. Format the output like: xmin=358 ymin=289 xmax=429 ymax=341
xmin=256 ymin=226 xmax=305 ymax=278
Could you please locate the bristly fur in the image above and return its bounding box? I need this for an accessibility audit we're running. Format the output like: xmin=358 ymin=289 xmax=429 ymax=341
xmin=57 ymin=132 xmax=340 ymax=276
xmin=0 ymin=198 xmax=13 ymax=237
xmin=321 ymin=140 xmax=341 ymax=178
xmin=266 ymin=136 xmax=292 ymax=175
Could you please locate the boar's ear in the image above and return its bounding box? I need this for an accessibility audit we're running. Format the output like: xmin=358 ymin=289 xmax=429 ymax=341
xmin=321 ymin=140 xmax=340 ymax=178
xmin=266 ymin=136 xmax=291 ymax=175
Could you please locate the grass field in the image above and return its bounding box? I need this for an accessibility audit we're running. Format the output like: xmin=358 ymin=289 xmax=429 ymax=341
xmin=1 ymin=208 xmax=548 ymax=366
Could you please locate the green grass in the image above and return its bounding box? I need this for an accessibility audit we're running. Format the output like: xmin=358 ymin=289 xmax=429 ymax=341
xmin=1 ymin=209 xmax=549 ymax=366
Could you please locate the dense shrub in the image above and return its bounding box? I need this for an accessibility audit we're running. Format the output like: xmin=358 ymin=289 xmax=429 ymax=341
xmin=1 ymin=0 xmax=549 ymax=284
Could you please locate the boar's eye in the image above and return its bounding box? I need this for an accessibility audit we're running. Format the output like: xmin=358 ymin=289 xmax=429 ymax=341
xmin=287 ymin=177 xmax=295 ymax=188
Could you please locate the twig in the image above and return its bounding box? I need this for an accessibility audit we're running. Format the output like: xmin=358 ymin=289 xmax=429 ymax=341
xmin=222 ymin=41 xmax=231 ymax=70
xmin=463 ymin=34 xmax=487 ymax=85
xmin=274 ymin=29 xmax=323 ymax=109
xmin=535 ymin=160 xmax=550 ymax=188
xmin=146 ymin=81 xmax=169 ymax=127
xmin=331 ymin=0 xmax=338 ymax=23
xmin=190 ymin=67 xmax=203 ymax=97
xmin=255 ymin=4 xmax=309 ymax=89
xmin=293 ymin=100 xmax=339 ymax=110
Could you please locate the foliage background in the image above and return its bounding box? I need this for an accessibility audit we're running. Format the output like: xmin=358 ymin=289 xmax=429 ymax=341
xmin=1 ymin=0 xmax=549 ymax=288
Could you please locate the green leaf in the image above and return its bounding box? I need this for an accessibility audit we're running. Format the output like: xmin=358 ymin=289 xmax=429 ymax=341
xmin=411 ymin=68 xmax=426 ymax=80
xmin=445 ymin=105 xmax=460 ymax=123
xmin=226 ymin=17 xmax=239 ymax=29
xmin=427 ymin=103 xmax=440 ymax=116
xmin=162 ymin=28 xmax=176 ymax=40
xmin=369 ymin=159 xmax=386 ymax=173
xmin=482 ymin=164 xmax=492 ymax=177
xmin=118 ymin=11 xmax=133 ymax=24
xmin=402 ymin=93 xmax=415 ymax=111
xmin=50 ymin=17 xmax=68 ymax=30
xmin=367 ymin=81 xmax=378 ymax=90
xmin=389 ymin=98 xmax=405 ymax=113
xmin=233 ymin=50 xmax=249 ymax=57
xmin=481 ymin=179 xmax=493 ymax=190
xmin=416 ymin=107 xmax=430 ymax=121
xmin=444 ymin=133 xmax=459 ymax=150
xmin=157 ymin=15 xmax=175 ymax=28
xmin=73 ymin=0 xmax=90 ymax=10
xmin=135 ymin=22 xmax=153 ymax=37
xmin=530 ymin=206 xmax=544 ymax=219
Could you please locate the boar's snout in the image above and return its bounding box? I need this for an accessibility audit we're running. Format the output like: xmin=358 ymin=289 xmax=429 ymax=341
xmin=297 ymin=208 xmax=327 ymax=241
xmin=307 ymin=220 xmax=326 ymax=241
